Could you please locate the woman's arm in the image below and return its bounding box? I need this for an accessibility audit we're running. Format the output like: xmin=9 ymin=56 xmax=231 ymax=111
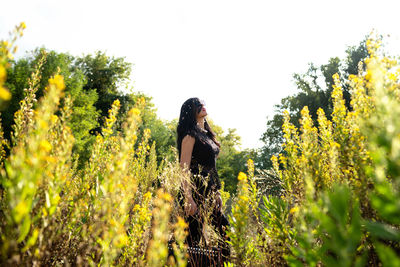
xmin=180 ymin=135 xmax=195 ymax=170
xmin=180 ymin=135 xmax=197 ymax=216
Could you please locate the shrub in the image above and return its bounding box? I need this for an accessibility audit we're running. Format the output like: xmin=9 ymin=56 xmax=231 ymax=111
xmin=267 ymin=36 xmax=400 ymax=266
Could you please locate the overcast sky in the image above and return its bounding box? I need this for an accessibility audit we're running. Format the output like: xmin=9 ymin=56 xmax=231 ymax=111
xmin=1 ymin=0 xmax=400 ymax=149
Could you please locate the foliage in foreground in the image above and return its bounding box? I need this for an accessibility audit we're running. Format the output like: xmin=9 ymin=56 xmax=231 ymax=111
xmin=1 ymin=23 xmax=400 ymax=267
xmin=221 ymin=36 xmax=400 ymax=266
xmin=258 ymin=38 xmax=370 ymax=170
xmin=267 ymin=37 xmax=400 ymax=266
xmin=0 ymin=25 xmax=189 ymax=266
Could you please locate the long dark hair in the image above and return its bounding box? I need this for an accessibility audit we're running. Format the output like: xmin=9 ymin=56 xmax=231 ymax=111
xmin=177 ymin=97 xmax=219 ymax=159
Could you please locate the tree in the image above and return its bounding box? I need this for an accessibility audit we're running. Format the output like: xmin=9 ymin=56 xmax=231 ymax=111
xmin=211 ymin=124 xmax=253 ymax=193
xmin=129 ymin=92 xmax=177 ymax=163
xmin=2 ymin=57 xmax=31 ymax=141
xmin=257 ymin=38 xmax=370 ymax=169
xmin=2 ymin=48 xmax=181 ymax=167
xmin=75 ymin=51 xmax=132 ymax=119
xmin=2 ymin=49 xmax=100 ymax=164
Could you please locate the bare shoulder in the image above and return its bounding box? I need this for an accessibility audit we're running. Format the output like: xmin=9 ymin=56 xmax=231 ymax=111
xmin=182 ymin=135 xmax=195 ymax=146
xmin=180 ymin=135 xmax=195 ymax=164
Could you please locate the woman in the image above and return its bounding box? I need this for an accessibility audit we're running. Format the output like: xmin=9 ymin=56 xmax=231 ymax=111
xmin=177 ymin=97 xmax=230 ymax=261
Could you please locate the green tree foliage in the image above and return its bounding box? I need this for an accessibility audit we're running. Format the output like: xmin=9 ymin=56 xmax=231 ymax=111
xmin=204 ymin=120 xmax=252 ymax=193
xmin=258 ymin=39 xmax=370 ymax=169
xmin=75 ymin=51 xmax=132 ymax=119
xmin=3 ymin=49 xmax=100 ymax=163
xmin=73 ymin=52 xmax=177 ymax=164
xmin=130 ymin=92 xmax=177 ymax=163
xmin=217 ymin=128 xmax=255 ymax=193
xmin=2 ymin=57 xmax=31 ymax=139
xmin=266 ymin=38 xmax=400 ymax=265
xmin=4 ymin=45 xmax=250 ymax=190
xmin=1 ymin=49 xmax=178 ymax=166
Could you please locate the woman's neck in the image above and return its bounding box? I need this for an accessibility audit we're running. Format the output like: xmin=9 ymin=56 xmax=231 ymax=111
xmin=197 ymin=118 xmax=205 ymax=131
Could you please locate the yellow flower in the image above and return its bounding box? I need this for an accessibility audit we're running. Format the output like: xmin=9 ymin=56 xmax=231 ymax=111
xmin=2 ymin=40 xmax=9 ymax=48
xmin=48 ymin=74 xmax=65 ymax=90
xmin=0 ymin=65 xmax=10 ymax=100
xmin=365 ymin=70 xmax=372 ymax=81
xmin=15 ymin=200 xmax=29 ymax=222
xmin=39 ymin=120 xmax=48 ymax=129
xmin=96 ymin=135 xmax=103 ymax=143
xmin=110 ymin=99 xmax=120 ymax=109
xmin=238 ymin=172 xmax=247 ymax=182
xmin=116 ymin=234 xmax=128 ymax=247
xmin=388 ymin=73 xmax=397 ymax=81
xmin=312 ymin=229 xmax=317 ymax=235
xmin=161 ymin=192 xmax=173 ymax=202
xmin=0 ymin=65 xmax=6 ymax=83
xmin=39 ymin=140 xmax=52 ymax=152
xmin=239 ymin=195 xmax=249 ymax=202
xmin=137 ymin=97 xmax=146 ymax=106
xmin=144 ymin=128 xmax=151 ymax=136
xmin=42 ymin=207 xmax=48 ymax=217
xmin=0 ymin=86 xmax=11 ymax=101
xmin=44 ymin=156 xmax=56 ymax=163
xmin=289 ymin=206 xmax=299 ymax=214
xmin=20 ymin=22 xmax=27 ymax=29
xmin=176 ymin=216 xmax=188 ymax=229
xmin=144 ymin=191 xmax=152 ymax=200
xmin=157 ymin=190 xmax=173 ymax=202
xmin=131 ymin=108 xmax=141 ymax=116
xmin=51 ymin=115 xmax=58 ymax=123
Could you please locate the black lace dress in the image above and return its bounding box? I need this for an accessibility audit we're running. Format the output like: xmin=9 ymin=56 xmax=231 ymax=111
xmin=178 ymin=129 xmax=229 ymax=255
xmin=188 ymin=129 xmax=221 ymax=205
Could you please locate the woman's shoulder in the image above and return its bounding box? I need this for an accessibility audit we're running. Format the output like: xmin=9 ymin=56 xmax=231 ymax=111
xmin=182 ymin=134 xmax=195 ymax=145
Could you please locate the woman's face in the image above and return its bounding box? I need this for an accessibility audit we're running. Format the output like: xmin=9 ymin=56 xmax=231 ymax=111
xmin=195 ymin=100 xmax=207 ymax=119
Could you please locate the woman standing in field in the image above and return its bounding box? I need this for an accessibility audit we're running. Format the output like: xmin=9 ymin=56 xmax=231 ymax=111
xmin=177 ymin=97 xmax=230 ymax=262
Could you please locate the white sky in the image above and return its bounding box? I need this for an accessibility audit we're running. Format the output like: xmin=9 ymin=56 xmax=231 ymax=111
xmin=1 ymin=0 xmax=400 ymax=149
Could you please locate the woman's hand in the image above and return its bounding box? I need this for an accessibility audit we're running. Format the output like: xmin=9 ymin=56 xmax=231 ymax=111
xmin=215 ymin=191 xmax=223 ymax=212
xmin=185 ymin=196 xmax=198 ymax=216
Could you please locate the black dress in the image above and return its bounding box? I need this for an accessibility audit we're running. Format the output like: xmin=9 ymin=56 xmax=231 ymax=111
xmin=188 ymin=129 xmax=221 ymax=205
xmin=181 ymin=129 xmax=230 ymax=265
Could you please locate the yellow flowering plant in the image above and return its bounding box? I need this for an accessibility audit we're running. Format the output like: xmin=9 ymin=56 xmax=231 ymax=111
xmin=274 ymin=36 xmax=400 ymax=266
xmin=227 ymin=170 xmax=260 ymax=266
xmin=3 ymin=20 xmax=400 ymax=267
xmin=0 ymin=24 xmax=182 ymax=265
xmin=0 ymin=22 xmax=25 ymax=107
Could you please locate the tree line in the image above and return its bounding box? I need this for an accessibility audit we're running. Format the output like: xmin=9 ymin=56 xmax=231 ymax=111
xmin=1 ymin=37 xmax=371 ymax=194
xmin=1 ymin=48 xmax=251 ymax=193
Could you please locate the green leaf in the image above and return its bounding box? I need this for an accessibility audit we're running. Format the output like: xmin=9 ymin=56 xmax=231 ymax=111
xmin=285 ymin=255 xmax=307 ymax=267
xmin=375 ymin=242 xmax=400 ymax=267
xmin=365 ymin=221 xmax=400 ymax=241
xmin=353 ymin=251 xmax=367 ymax=267
xmin=22 ymin=228 xmax=39 ymax=252
xmin=371 ymin=187 xmax=400 ymax=225
xmin=17 ymin=216 xmax=31 ymax=243
xmin=327 ymin=185 xmax=350 ymax=227
xmin=49 ymin=205 xmax=57 ymax=216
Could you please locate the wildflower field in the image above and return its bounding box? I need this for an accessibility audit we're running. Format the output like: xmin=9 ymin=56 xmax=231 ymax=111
xmin=1 ymin=23 xmax=400 ymax=266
